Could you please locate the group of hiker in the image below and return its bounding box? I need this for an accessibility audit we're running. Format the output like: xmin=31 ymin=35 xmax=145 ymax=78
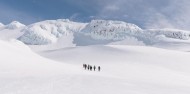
xmin=83 ymin=64 xmax=101 ymax=71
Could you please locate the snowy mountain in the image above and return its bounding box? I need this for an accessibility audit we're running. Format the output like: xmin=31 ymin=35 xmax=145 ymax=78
xmin=18 ymin=19 xmax=86 ymax=45
xmin=0 ymin=23 xmax=4 ymax=31
xmin=1 ymin=19 xmax=190 ymax=94
xmin=16 ymin=19 xmax=190 ymax=47
xmin=0 ymin=21 xmax=25 ymax=41
xmin=145 ymin=29 xmax=190 ymax=40
xmin=0 ymin=23 xmax=4 ymax=27
xmin=5 ymin=21 xmax=25 ymax=29
xmin=81 ymin=20 xmax=143 ymax=40
xmin=0 ymin=19 xmax=190 ymax=49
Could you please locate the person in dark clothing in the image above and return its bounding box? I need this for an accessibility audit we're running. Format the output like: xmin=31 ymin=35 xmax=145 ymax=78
xmin=98 ymin=66 xmax=101 ymax=71
xmin=93 ymin=66 xmax=96 ymax=71
xmin=90 ymin=66 xmax=92 ymax=71
xmin=83 ymin=64 xmax=87 ymax=70
xmin=87 ymin=65 xmax=90 ymax=70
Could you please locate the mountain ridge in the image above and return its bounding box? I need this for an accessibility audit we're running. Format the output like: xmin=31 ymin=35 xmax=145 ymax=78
xmin=0 ymin=19 xmax=190 ymax=48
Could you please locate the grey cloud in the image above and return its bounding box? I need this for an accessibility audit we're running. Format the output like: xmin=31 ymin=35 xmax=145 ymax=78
xmin=145 ymin=0 xmax=190 ymax=30
xmin=91 ymin=0 xmax=190 ymax=30
xmin=1 ymin=0 xmax=190 ymax=30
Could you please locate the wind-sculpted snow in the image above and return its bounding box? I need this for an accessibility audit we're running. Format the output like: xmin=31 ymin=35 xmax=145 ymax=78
xmin=145 ymin=29 xmax=190 ymax=40
xmin=81 ymin=20 xmax=190 ymax=45
xmin=0 ymin=19 xmax=189 ymax=46
xmin=81 ymin=20 xmax=143 ymax=40
xmin=18 ymin=19 xmax=87 ymax=45
xmin=19 ymin=19 xmax=145 ymax=45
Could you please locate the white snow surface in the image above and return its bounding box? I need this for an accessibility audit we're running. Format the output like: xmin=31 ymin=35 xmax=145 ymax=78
xmin=2 ymin=40 xmax=190 ymax=94
xmin=5 ymin=21 xmax=25 ymax=29
xmin=1 ymin=19 xmax=190 ymax=94
xmin=145 ymin=29 xmax=190 ymax=40
xmin=81 ymin=20 xmax=143 ymax=40
xmin=0 ymin=21 xmax=25 ymax=41
xmin=0 ymin=28 xmax=24 ymax=41
xmin=16 ymin=19 xmax=190 ymax=47
xmin=19 ymin=19 xmax=87 ymax=45
xmin=1 ymin=19 xmax=190 ymax=51
xmin=0 ymin=23 xmax=4 ymax=28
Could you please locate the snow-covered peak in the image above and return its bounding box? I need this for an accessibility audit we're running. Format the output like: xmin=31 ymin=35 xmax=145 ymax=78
xmin=18 ymin=19 xmax=87 ymax=45
xmin=145 ymin=28 xmax=190 ymax=40
xmin=15 ymin=19 xmax=190 ymax=46
xmin=57 ymin=19 xmax=70 ymax=22
xmin=0 ymin=23 xmax=4 ymax=27
xmin=5 ymin=21 xmax=25 ymax=29
xmin=81 ymin=20 xmax=143 ymax=40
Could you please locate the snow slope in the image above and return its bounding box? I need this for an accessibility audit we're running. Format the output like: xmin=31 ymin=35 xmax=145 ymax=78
xmin=18 ymin=19 xmax=146 ymax=47
xmin=16 ymin=20 xmax=190 ymax=49
xmin=18 ymin=19 xmax=86 ymax=45
xmin=1 ymin=19 xmax=190 ymax=93
xmin=1 ymin=20 xmax=190 ymax=51
xmin=0 ymin=23 xmax=4 ymax=28
xmin=146 ymin=29 xmax=190 ymax=40
xmin=0 ymin=39 xmax=81 ymax=94
xmin=36 ymin=45 xmax=190 ymax=94
xmin=0 ymin=21 xmax=25 ymax=41
xmin=0 ymin=28 xmax=24 ymax=41
xmin=5 ymin=21 xmax=25 ymax=29
xmin=141 ymin=29 xmax=190 ymax=51
xmin=1 ymin=40 xmax=190 ymax=94
xmin=81 ymin=20 xmax=143 ymax=40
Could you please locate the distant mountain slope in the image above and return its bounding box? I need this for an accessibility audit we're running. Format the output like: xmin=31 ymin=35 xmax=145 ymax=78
xmin=145 ymin=29 xmax=190 ymax=40
xmin=0 ymin=19 xmax=190 ymax=49
xmin=0 ymin=23 xmax=4 ymax=27
xmin=18 ymin=19 xmax=87 ymax=45
xmin=18 ymin=19 xmax=145 ymax=46
xmin=5 ymin=21 xmax=25 ymax=29
xmin=0 ymin=21 xmax=25 ymax=40
xmin=81 ymin=20 xmax=143 ymax=40
xmin=0 ymin=21 xmax=25 ymax=31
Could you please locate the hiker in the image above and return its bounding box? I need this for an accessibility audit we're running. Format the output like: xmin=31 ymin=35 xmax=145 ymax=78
xmin=83 ymin=64 xmax=87 ymax=70
xmin=90 ymin=66 xmax=92 ymax=71
xmin=93 ymin=66 xmax=96 ymax=71
xmin=98 ymin=66 xmax=101 ymax=71
xmin=88 ymin=65 xmax=90 ymax=70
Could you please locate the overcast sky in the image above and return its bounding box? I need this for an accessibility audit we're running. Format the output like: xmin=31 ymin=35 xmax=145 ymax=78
xmin=0 ymin=0 xmax=190 ymax=30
